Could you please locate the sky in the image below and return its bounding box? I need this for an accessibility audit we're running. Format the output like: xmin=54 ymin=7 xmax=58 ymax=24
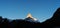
xmin=0 ymin=0 xmax=60 ymax=22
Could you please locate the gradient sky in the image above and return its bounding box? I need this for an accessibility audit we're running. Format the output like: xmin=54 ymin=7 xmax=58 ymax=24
xmin=0 ymin=0 xmax=60 ymax=22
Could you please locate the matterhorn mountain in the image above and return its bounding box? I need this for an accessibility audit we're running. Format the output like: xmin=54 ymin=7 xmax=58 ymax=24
xmin=24 ymin=13 xmax=39 ymax=23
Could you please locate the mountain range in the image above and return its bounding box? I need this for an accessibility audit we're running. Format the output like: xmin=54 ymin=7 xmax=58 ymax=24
xmin=0 ymin=8 xmax=60 ymax=28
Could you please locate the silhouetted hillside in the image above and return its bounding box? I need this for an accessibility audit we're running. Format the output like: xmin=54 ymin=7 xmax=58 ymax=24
xmin=0 ymin=8 xmax=60 ymax=28
xmin=0 ymin=16 xmax=41 ymax=28
xmin=43 ymin=8 xmax=60 ymax=28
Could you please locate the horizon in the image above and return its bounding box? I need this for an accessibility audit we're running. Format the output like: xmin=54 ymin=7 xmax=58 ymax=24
xmin=0 ymin=0 xmax=60 ymax=22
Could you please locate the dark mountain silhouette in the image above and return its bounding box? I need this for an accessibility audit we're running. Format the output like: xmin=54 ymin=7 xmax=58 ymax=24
xmin=0 ymin=8 xmax=60 ymax=28
xmin=42 ymin=8 xmax=60 ymax=28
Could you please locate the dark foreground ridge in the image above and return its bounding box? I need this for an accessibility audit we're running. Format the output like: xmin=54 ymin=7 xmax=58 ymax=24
xmin=0 ymin=8 xmax=60 ymax=28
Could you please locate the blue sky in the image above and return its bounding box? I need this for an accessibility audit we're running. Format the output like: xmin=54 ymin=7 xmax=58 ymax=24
xmin=0 ymin=0 xmax=60 ymax=22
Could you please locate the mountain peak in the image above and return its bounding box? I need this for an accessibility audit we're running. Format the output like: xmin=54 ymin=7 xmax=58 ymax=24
xmin=26 ymin=13 xmax=32 ymax=18
xmin=25 ymin=13 xmax=38 ymax=22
